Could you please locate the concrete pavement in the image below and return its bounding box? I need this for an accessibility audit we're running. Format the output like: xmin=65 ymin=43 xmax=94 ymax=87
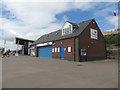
xmin=2 ymin=55 xmax=118 ymax=88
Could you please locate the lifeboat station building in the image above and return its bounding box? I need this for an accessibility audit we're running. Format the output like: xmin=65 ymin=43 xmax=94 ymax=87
xmin=33 ymin=19 xmax=106 ymax=62
xmin=16 ymin=37 xmax=34 ymax=55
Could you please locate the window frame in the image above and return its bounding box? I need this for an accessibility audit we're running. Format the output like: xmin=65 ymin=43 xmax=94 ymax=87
xmin=52 ymin=48 xmax=54 ymax=53
xmin=58 ymin=47 xmax=60 ymax=53
xmin=55 ymin=48 xmax=57 ymax=53
xmin=68 ymin=46 xmax=72 ymax=53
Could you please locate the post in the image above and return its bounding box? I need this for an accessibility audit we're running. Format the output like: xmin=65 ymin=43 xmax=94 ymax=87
xmin=4 ymin=40 xmax=6 ymax=52
xmin=15 ymin=40 xmax=19 ymax=56
xmin=114 ymin=2 xmax=117 ymax=30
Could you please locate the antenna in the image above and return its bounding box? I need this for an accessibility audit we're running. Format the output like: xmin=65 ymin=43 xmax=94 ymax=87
xmin=114 ymin=2 xmax=117 ymax=31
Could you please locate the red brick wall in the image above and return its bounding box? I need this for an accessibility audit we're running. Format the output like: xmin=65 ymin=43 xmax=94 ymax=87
xmin=35 ymin=47 xmax=38 ymax=57
xmin=52 ymin=38 xmax=75 ymax=61
xmin=79 ymin=20 xmax=106 ymax=60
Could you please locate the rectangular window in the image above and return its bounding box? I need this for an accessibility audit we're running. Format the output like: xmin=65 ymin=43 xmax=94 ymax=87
xmin=69 ymin=25 xmax=71 ymax=32
xmin=68 ymin=47 xmax=72 ymax=52
xmin=81 ymin=49 xmax=87 ymax=56
xmin=55 ymin=48 xmax=57 ymax=53
xmin=63 ymin=29 xmax=65 ymax=34
xmin=52 ymin=48 xmax=54 ymax=53
xmin=64 ymin=48 xmax=66 ymax=51
xmin=58 ymin=48 xmax=60 ymax=52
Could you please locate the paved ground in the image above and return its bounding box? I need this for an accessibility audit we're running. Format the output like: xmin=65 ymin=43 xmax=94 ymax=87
xmin=2 ymin=55 xmax=118 ymax=88
xmin=0 ymin=55 xmax=2 ymax=89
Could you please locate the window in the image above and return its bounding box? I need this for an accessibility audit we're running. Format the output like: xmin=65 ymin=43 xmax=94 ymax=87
xmin=58 ymin=48 xmax=60 ymax=52
xmin=69 ymin=25 xmax=71 ymax=32
xmin=56 ymin=32 xmax=59 ymax=35
xmin=52 ymin=48 xmax=54 ymax=53
xmin=64 ymin=48 xmax=66 ymax=51
xmin=46 ymin=34 xmax=49 ymax=37
xmin=63 ymin=29 xmax=64 ymax=34
xmin=55 ymin=48 xmax=57 ymax=53
xmin=68 ymin=47 xmax=72 ymax=52
xmin=81 ymin=49 xmax=86 ymax=56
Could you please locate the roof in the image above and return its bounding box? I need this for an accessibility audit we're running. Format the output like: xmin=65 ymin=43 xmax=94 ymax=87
xmin=16 ymin=37 xmax=34 ymax=42
xmin=16 ymin=37 xmax=34 ymax=45
xmin=34 ymin=19 xmax=94 ymax=45
xmin=66 ymin=21 xmax=79 ymax=27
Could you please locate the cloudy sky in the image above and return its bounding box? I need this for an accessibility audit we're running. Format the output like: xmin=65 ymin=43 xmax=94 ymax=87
xmin=0 ymin=0 xmax=119 ymax=50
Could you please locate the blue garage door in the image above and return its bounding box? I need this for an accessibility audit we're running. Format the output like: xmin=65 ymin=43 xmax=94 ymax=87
xmin=38 ymin=46 xmax=52 ymax=58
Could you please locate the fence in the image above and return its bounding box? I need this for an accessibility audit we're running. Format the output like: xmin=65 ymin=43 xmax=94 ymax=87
xmin=106 ymin=49 xmax=119 ymax=59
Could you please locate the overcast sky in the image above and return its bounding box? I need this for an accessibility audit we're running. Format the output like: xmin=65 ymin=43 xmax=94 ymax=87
xmin=0 ymin=0 xmax=119 ymax=50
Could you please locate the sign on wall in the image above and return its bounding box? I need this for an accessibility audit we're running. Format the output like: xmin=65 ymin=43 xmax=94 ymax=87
xmin=90 ymin=28 xmax=98 ymax=40
xmin=81 ymin=49 xmax=87 ymax=56
xmin=36 ymin=42 xmax=52 ymax=47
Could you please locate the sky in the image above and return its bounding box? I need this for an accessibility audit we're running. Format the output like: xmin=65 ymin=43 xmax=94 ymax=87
xmin=0 ymin=0 xmax=119 ymax=50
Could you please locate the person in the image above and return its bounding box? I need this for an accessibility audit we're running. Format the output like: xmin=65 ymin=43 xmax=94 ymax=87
xmin=7 ymin=49 xmax=11 ymax=57
xmin=2 ymin=49 xmax=11 ymax=58
xmin=1 ymin=48 xmax=5 ymax=58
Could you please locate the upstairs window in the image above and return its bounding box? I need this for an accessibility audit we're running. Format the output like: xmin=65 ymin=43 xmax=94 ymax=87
xmin=62 ymin=22 xmax=73 ymax=36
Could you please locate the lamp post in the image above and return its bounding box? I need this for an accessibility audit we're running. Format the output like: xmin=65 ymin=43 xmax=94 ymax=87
xmin=15 ymin=39 xmax=19 ymax=56
xmin=4 ymin=40 xmax=6 ymax=52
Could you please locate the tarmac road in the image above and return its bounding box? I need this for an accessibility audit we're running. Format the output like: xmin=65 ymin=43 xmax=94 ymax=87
xmin=2 ymin=55 xmax=118 ymax=88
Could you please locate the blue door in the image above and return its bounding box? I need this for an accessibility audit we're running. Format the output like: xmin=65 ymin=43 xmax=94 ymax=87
xmin=38 ymin=46 xmax=52 ymax=58
xmin=60 ymin=46 xmax=64 ymax=59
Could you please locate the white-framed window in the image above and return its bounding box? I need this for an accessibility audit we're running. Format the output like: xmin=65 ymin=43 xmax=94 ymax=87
xmin=68 ymin=46 xmax=72 ymax=52
xmin=55 ymin=48 xmax=57 ymax=53
xmin=52 ymin=48 xmax=54 ymax=53
xmin=58 ymin=47 xmax=60 ymax=52
xmin=64 ymin=48 xmax=66 ymax=51
xmin=62 ymin=22 xmax=73 ymax=36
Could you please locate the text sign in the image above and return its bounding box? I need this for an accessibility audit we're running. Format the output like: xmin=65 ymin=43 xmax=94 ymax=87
xmin=81 ymin=49 xmax=87 ymax=56
xmin=90 ymin=28 xmax=98 ymax=40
